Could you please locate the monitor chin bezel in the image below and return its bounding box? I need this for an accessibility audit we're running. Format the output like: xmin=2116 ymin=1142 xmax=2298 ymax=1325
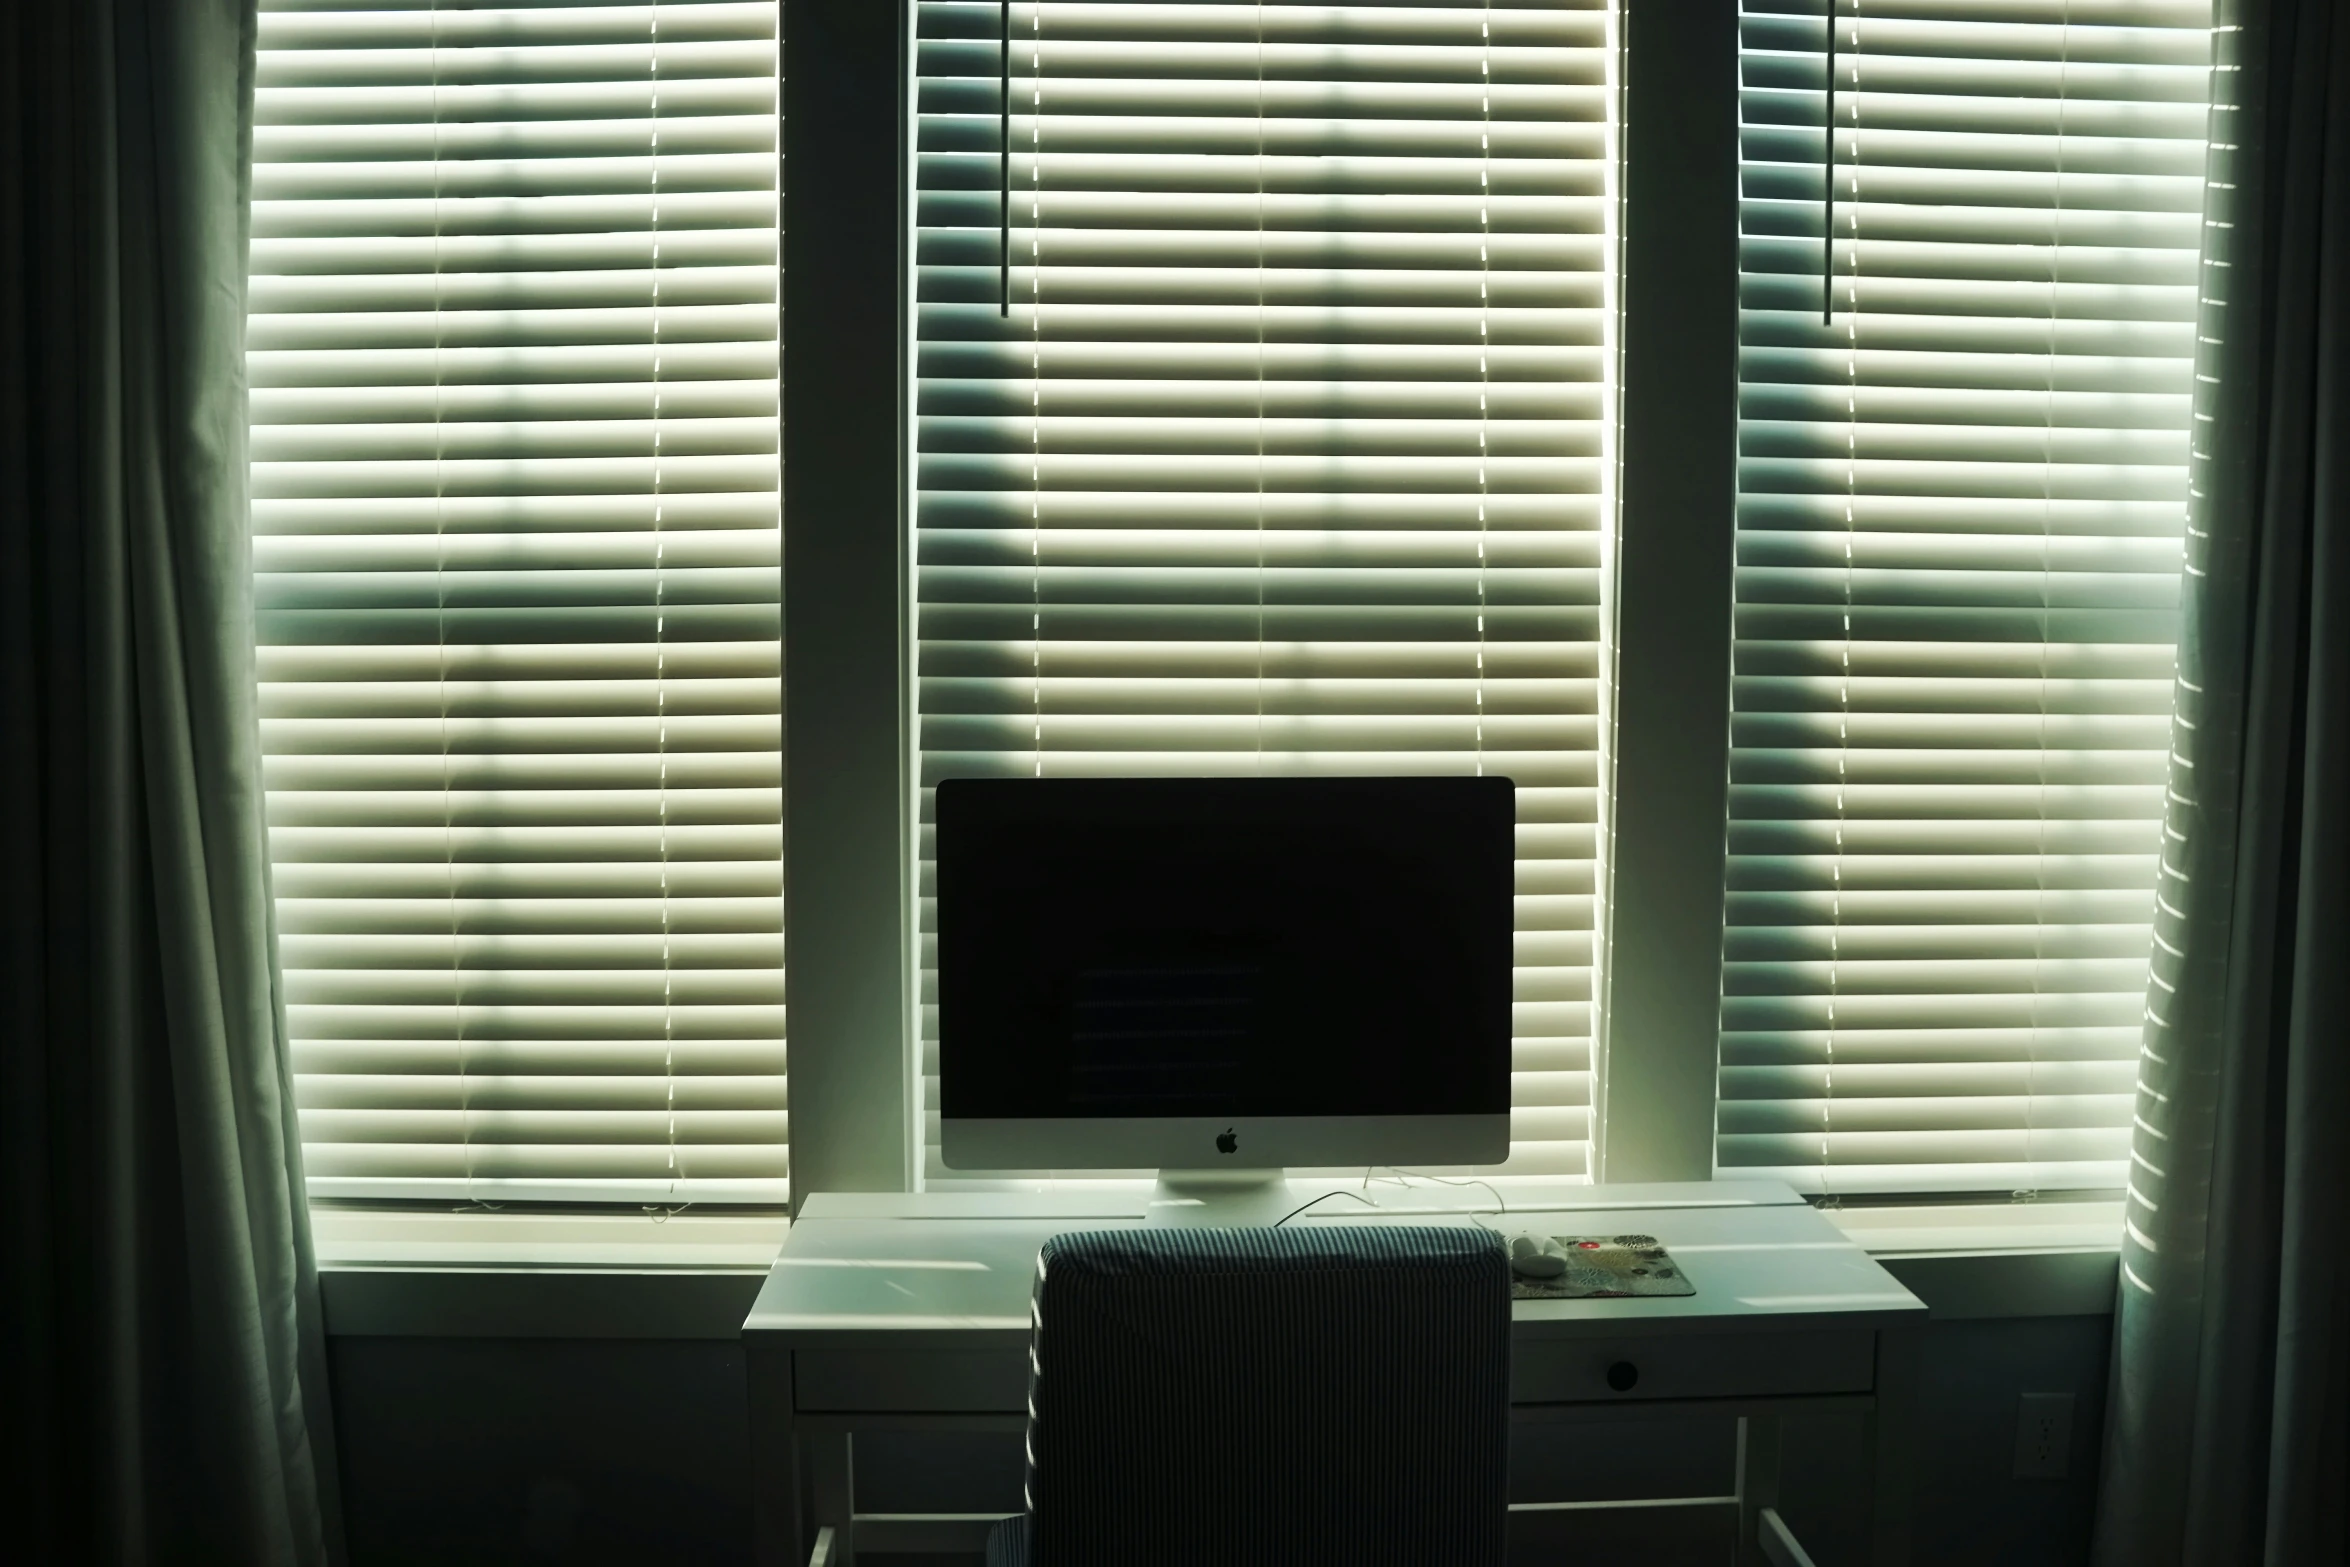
xmin=938 ymin=1113 xmax=1511 ymax=1175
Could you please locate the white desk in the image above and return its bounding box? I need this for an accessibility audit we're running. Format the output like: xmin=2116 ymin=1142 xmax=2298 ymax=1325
xmin=743 ymin=1180 xmax=1926 ymax=1567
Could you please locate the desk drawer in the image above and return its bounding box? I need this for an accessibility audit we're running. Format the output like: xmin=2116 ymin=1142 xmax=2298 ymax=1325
xmin=1512 ymin=1329 xmax=1872 ymax=1405
xmin=796 ymin=1331 xmax=1873 ymax=1413
xmin=796 ymin=1348 xmax=1029 ymax=1413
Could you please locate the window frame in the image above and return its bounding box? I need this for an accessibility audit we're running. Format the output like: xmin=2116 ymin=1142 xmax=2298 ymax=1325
xmin=778 ymin=0 xmax=1746 ymax=1206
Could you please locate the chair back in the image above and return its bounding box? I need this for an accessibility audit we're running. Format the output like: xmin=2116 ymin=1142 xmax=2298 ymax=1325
xmin=1019 ymin=1223 xmax=1510 ymax=1567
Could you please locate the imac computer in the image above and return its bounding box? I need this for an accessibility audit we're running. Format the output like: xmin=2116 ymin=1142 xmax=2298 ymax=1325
xmin=935 ymin=775 xmax=1514 ymax=1224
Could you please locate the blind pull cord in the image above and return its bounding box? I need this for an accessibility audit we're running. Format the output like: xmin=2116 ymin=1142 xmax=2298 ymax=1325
xmin=1254 ymin=0 xmax=1266 ymax=769
xmin=1029 ymin=1 xmax=1043 ymax=775
xmin=425 ymin=0 xmax=483 ymax=1211
xmin=2021 ymin=5 xmax=2074 ymax=1204
xmin=1823 ymin=0 xmax=1837 ymax=324
xmin=652 ymin=2 xmax=681 ymax=1215
xmin=999 ymin=0 xmax=1010 ymax=318
xmin=1823 ymin=0 xmax=1862 ymax=1208
xmin=1476 ymin=1 xmax=1490 ymax=776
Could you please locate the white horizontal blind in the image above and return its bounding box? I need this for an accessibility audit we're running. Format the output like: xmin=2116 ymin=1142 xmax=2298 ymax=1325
xmin=1721 ymin=0 xmax=2207 ymax=1195
xmin=912 ymin=1 xmax=1617 ymax=1182
xmin=249 ymin=0 xmax=786 ymax=1203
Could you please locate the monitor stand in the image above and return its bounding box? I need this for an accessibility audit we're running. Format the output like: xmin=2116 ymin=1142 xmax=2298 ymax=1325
xmin=1146 ymin=1168 xmax=1297 ymax=1228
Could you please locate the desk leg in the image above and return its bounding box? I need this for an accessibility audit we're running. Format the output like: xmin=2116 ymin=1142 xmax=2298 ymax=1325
xmin=1867 ymin=1326 xmax=1920 ymax=1567
xmin=808 ymin=1428 xmax=856 ymax=1567
xmin=748 ymin=1347 xmax=800 ymax=1567
xmin=1736 ymin=1413 xmax=1783 ymax=1567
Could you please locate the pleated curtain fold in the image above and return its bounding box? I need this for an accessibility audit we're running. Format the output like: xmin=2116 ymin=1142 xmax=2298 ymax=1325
xmin=2094 ymin=1 xmax=2349 ymax=1562
xmin=1 ymin=0 xmax=341 ymax=1561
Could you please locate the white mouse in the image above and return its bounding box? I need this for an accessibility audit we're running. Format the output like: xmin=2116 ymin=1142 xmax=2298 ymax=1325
xmin=1507 ymin=1232 xmax=1566 ymax=1279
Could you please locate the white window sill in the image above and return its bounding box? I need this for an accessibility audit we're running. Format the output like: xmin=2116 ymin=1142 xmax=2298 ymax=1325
xmin=1825 ymin=1201 xmax=2123 ymax=1321
xmin=309 ymin=1195 xmax=2120 ymax=1271
xmin=310 ymin=1209 xmax=791 ymax=1337
xmin=1822 ymin=1199 xmax=2124 ymax=1258
xmin=310 ymin=1207 xmax=790 ymax=1274
xmin=309 ymin=1196 xmax=2121 ymax=1334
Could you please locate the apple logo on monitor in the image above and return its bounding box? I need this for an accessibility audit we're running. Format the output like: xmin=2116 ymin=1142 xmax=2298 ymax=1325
xmin=1216 ymin=1128 xmax=1238 ymax=1155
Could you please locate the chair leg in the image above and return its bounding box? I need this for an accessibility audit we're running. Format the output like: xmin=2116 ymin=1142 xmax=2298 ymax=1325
xmin=1867 ymin=1326 xmax=1921 ymax=1566
xmin=1758 ymin=1507 xmax=1821 ymax=1567
xmin=809 ymin=1431 xmax=855 ymax=1567
xmin=750 ymin=1349 xmax=800 ymax=1567
xmin=1736 ymin=1413 xmax=1784 ymax=1567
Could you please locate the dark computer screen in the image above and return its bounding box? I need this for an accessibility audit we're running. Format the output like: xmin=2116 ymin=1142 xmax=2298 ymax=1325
xmin=936 ymin=776 xmax=1515 ymax=1122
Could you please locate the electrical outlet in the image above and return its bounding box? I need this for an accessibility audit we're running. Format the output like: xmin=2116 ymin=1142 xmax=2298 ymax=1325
xmin=2014 ymin=1391 xmax=2075 ymax=1479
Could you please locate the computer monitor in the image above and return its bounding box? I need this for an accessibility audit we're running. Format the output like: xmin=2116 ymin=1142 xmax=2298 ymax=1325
xmin=935 ymin=776 xmax=1514 ymax=1221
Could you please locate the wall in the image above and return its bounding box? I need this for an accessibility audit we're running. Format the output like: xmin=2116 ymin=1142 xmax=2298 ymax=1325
xmin=331 ymin=1338 xmax=753 ymax=1567
xmin=1777 ymin=1316 xmax=2114 ymax=1567
xmin=325 ymin=1276 xmax=2115 ymax=1567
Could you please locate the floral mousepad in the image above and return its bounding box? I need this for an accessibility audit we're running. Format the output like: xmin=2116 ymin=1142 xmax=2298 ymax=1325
xmin=1509 ymin=1233 xmax=1696 ymax=1300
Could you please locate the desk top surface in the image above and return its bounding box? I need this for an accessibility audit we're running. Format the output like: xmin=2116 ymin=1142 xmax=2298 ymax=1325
xmin=743 ymin=1181 xmax=1926 ymax=1345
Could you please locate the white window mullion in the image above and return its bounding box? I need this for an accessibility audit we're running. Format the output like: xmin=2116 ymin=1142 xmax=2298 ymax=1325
xmin=1593 ymin=0 xmax=1740 ymax=1186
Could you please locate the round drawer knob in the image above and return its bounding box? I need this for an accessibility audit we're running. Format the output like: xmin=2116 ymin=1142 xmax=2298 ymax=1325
xmin=1606 ymin=1360 xmax=1640 ymax=1392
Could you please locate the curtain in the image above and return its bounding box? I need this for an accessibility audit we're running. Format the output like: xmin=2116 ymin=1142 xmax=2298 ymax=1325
xmin=2094 ymin=0 xmax=2349 ymax=1562
xmin=0 ymin=0 xmax=341 ymax=1562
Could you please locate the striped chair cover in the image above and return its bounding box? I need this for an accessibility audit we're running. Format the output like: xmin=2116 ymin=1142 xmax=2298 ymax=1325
xmin=984 ymin=1224 xmax=1510 ymax=1567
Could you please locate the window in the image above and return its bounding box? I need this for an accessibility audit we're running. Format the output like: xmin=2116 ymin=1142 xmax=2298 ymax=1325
xmin=910 ymin=0 xmax=1619 ymax=1180
xmin=1718 ymin=0 xmax=2208 ymax=1197
xmin=249 ymin=0 xmax=786 ymax=1203
xmin=250 ymin=0 xmax=2215 ymax=1214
